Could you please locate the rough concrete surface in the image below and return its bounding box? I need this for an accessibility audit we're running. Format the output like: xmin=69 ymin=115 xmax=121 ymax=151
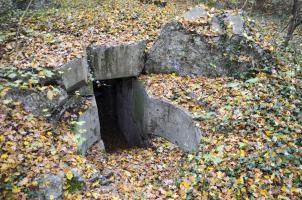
xmin=61 ymin=58 xmax=88 ymax=93
xmin=87 ymin=40 xmax=146 ymax=80
xmin=75 ymin=96 xmax=102 ymax=155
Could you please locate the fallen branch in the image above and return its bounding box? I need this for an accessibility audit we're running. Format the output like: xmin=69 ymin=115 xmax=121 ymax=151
xmin=15 ymin=0 xmax=34 ymax=52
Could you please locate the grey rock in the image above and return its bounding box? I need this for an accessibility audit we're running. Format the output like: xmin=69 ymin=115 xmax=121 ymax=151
xmin=182 ymin=7 xmax=207 ymax=21
xmin=145 ymin=7 xmax=276 ymax=77
xmin=145 ymin=21 xmax=227 ymax=76
xmin=5 ymin=87 xmax=68 ymax=117
xmin=37 ymin=173 xmax=64 ymax=200
xmin=61 ymin=58 xmax=88 ymax=93
xmin=87 ymin=40 xmax=146 ymax=80
xmin=88 ymin=171 xmax=102 ymax=182
xmin=101 ymin=169 xmax=114 ymax=179
xmin=74 ymin=96 xmax=101 ymax=155
xmin=226 ymin=15 xmax=244 ymax=35
xmin=210 ymin=17 xmax=224 ymax=35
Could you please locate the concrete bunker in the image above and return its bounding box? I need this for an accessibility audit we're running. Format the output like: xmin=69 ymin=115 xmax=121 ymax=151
xmin=88 ymin=40 xmax=201 ymax=153
xmin=93 ymin=77 xmax=201 ymax=153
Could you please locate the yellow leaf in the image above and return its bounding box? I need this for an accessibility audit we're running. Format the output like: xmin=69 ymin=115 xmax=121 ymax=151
xmin=66 ymin=171 xmax=73 ymax=180
xmin=8 ymin=158 xmax=15 ymax=163
xmin=1 ymin=164 xmax=9 ymax=170
xmin=239 ymin=176 xmax=244 ymax=184
xmin=47 ymin=131 xmax=52 ymax=136
xmin=291 ymin=187 xmax=301 ymax=193
xmin=37 ymin=156 xmax=43 ymax=162
xmin=112 ymin=195 xmax=120 ymax=200
xmin=1 ymin=154 xmax=8 ymax=159
xmin=240 ymin=150 xmax=246 ymax=157
xmin=281 ymin=186 xmax=287 ymax=192
xmin=49 ymin=195 xmax=54 ymax=200
xmin=0 ymin=135 xmax=5 ymax=142
xmin=180 ymin=181 xmax=190 ymax=189
xmin=92 ymin=192 xmax=100 ymax=199
xmin=265 ymin=130 xmax=272 ymax=136
xmin=259 ymin=189 xmax=268 ymax=196
xmin=38 ymin=71 xmax=45 ymax=77
xmin=32 ymin=181 xmax=38 ymax=186
xmin=12 ymin=186 xmax=21 ymax=193
xmin=124 ymin=170 xmax=131 ymax=177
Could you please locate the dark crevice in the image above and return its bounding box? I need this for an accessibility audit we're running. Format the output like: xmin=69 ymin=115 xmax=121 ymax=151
xmin=94 ymin=78 xmax=137 ymax=152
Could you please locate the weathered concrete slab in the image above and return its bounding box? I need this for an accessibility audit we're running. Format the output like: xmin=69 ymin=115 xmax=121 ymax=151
xmin=74 ymin=96 xmax=102 ymax=155
xmin=115 ymin=78 xmax=201 ymax=152
xmin=145 ymin=96 xmax=202 ymax=152
xmin=87 ymin=40 xmax=146 ymax=80
xmin=61 ymin=58 xmax=88 ymax=93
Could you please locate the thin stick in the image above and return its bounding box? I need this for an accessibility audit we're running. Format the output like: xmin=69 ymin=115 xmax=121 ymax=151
xmin=15 ymin=0 xmax=34 ymax=52
xmin=240 ymin=0 xmax=248 ymax=11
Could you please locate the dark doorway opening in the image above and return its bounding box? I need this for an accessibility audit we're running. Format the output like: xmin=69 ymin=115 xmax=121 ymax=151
xmin=94 ymin=79 xmax=130 ymax=152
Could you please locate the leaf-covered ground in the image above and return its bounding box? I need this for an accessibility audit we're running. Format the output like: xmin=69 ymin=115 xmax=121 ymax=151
xmin=86 ymin=137 xmax=184 ymax=199
xmin=0 ymin=98 xmax=107 ymax=199
xmin=0 ymin=0 xmax=187 ymax=69
xmin=140 ymin=68 xmax=301 ymax=199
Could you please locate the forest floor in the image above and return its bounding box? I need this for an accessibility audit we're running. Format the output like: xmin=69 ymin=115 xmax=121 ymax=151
xmin=0 ymin=0 xmax=301 ymax=199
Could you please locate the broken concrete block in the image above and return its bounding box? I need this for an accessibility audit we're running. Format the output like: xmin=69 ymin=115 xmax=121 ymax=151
xmin=74 ymin=96 xmax=102 ymax=155
xmin=87 ymin=40 xmax=146 ymax=80
xmin=61 ymin=58 xmax=88 ymax=93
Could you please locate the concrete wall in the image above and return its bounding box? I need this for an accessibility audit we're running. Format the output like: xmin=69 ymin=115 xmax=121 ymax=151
xmin=145 ymin=96 xmax=202 ymax=152
xmin=116 ymin=78 xmax=149 ymax=147
xmin=115 ymin=78 xmax=202 ymax=152
xmin=75 ymin=96 xmax=101 ymax=155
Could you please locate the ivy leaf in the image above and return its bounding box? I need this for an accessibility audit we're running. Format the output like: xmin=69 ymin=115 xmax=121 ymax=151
xmin=245 ymin=77 xmax=259 ymax=84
